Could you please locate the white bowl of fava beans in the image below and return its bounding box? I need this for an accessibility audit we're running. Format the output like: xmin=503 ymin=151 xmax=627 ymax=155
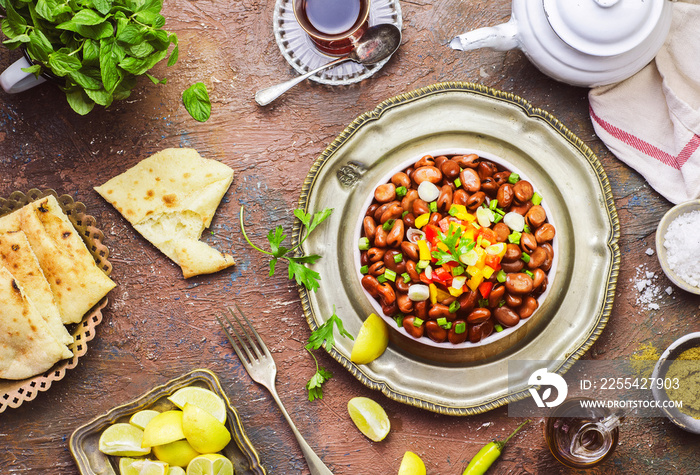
xmin=354 ymin=149 xmax=559 ymax=363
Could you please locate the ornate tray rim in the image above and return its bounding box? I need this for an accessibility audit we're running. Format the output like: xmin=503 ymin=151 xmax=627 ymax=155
xmin=292 ymin=82 xmax=621 ymax=416
xmin=0 ymin=188 xmax=112 ymax=413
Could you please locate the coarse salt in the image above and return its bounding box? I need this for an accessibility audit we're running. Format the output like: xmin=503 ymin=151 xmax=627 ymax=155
xmin=631 ymin=264 xmax=662 ymax=310
xmin=663 ymin=210 xmax=700 ymax=288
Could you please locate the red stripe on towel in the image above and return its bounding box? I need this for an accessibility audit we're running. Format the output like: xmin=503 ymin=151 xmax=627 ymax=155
xmin=590 ymin=106 xmax=700 ymax=171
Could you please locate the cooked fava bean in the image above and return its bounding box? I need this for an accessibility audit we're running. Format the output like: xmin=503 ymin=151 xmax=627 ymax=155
xmin=467 ymin=308 xmax=491 ymax=324
xmin=481 ymin=177 xmax=498 ymax=196
xmin=380 ymin=202 xmax=404 ymax=224
xmin=525 ymin=205 xmax=547 ymax=228
xmin=401 ymin=241 xmax=420 ymax=261
xmin=403 ymin=316 xmax=425 ymax=338
xmin=429 ymin=304 xmax=453 ymax=321
xmin=466 ymin=191 xmax=486 ymax=210
xmin=374 ymin=183 xmax=396 ymax=203
xmin=369 ymin=261 xmax=386 ymax=276
xmin=403 ymin=212 xmax=416 ymax=228
xmin=425 ymin=320 xmax=448 ymax=343
xmin=415 ymin=155 xmax=435 ymax=168
xmin=441 ymin=160 xmax=461 ymax=180
xmin=518 ymin=296 xmax=538 ymax=319
xmin=447 ymin=321 xmax=468 ymax=344
xmin=494 ymin=306 xmax=520 ymax=327
xmin=396 ymin=278 xmax=410 ymax=293
xmin=362 ymin=275 xmax=381 ymax=298
xmin=360 ymin=251 xmax=369 ymax=266
xmin=434 ymin=155 xmax=449 ymax=169
xmin=437 ymin=185 xmax=453 ymax=212
xmin=377 ymin=282 xmax=396 ymax=306
xmin=488 ymin=284 xmax=506 ymax=308
xmin=382 ymin=300 xmax=398 ymax=316
xmin=405 ymin=260 xmax=421 ymax=282
xmin=510 ymin=201 xmax=533 ymax=216
xmin=478 ymin=161 xmax=498 ymax=180
xmin=503 ymin=243 xmax=523 ymax=262
xmin=391 ymin=172 xmax=411 ymax=189
xmin=386 ymin=219 xmax=405 ymax=248
xmin=455 ymin=154 xmax=479 ymax=169
xmin=535 ymin=223 xmax=556 ymax=243
xmin=412 ymin=198 xmax=431 ymax=216
xmin=373 ymin=202 xmax=391 ymax=222
xmin=397 ymin=293 xmax=414 ymax=313
xmin=367 ymin=247 xmax=386 ymax=262
xmin=505 ymin=273 xmax=534 ymax=295
xmin=505 ymin=293 xmax=522 ymax=308
xmin=363 ymin=216 xmax=377 ymax=241
xmin=401 ymin=189 xmax=419 ymax=212
xmin=501 ymin=260 xmax=525 ymax=273
xmin=532 ymin=268 xmax=546 ymax=291
xmin=493 ymin=171 xmax=511 ymax=186
xmin=366 ymin=203 xmax=379 ymax=217
xmin=429 ymin=212 xmax=442 ymax=226
xmin=413 ymin=166 xmax=443 ymax=185
xmin=528 ymin=247 xmax=547 ymax=269
xmin=496 ymin=183 xmax=514 ymax=208
xmin=374 ymin=226 xmax=388 ymax=247
xmin=453 ymin=189 xmax=469 ymax=206
xmin=540 ymin=242 xmax=554 ymax=271
xmin=513 ymin=180 xmax=534 ymax=203
xmin=460 ymin=168 xmax=481 ymax=193
xmin=383 ymin=249 xmax=406 ymax=273
xmin=469 ymin=319 xmax=494 ymax=343
xmin=493 ymin=222 xmax=510 ymax=242
xmin=458 ymin=290 xmax=478 ymax=314
xmin=520 ymin=233 xmax=538 ymax=254
xmin=414 ymin=300 xmax=428 ymax=319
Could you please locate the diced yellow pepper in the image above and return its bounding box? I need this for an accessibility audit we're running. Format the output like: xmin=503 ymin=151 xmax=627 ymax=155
xmin=462 ymin=228 xmax=475 ymax=242
xmin=459 ymin=212 xmax=476 ymax=222
xmin=436 ymin=241 xmax=449 ymax=252
xmin=468 ymin=274 xmax=484 ymax=291
xmin=436 ymin=287 xmax=451 ymax=301
xmin=448 ymin=286 xmax=464 ymax=297
xmin=429 ymin=283 xmax=438 ymax=305
xmin=466 ymin=265 xmax=482 ymax=278
xmin=449 ymin=204 xmax=467 ymax=216
xmin=482 ymin=265 xmax=495 ymax=279
xmin=418 ymin=240 xmax=431 ymax=261
xmin=415 ymin=213 xmax=430 ymax=229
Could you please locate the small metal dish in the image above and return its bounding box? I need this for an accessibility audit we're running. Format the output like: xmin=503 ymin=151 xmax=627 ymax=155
xmin=655 ymin=199 xmax=700 ymax=295
xmin=651 ymin=332 xmax=700 ymax=434
xmin=69 ymin=369 xmax=266 ymax=475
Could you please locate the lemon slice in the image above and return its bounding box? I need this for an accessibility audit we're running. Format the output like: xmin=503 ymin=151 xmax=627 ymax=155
xmin=167 ymin=387 xmax=227 ymax=424
xmin=99 ymin=423 xmax=151 ymax=457
xmin=347 ymin=397 xmax=391 ymax=442
xmin=350 ymin=313 xmax=389 ymax=364
xmin=118 ymin=457 xmax=169 ymax=475
xmin=168 ymin=467 xmax=187 ymax=475
xmin=142 ymin=411 xmax=186 ymax=448
xmin=182 ymin=403 xmax=232 ymax=453
xmin=152 ymin=439 xmax=201 ymax=467
xmin=398 ymin=451 xmax=426 ymax=475
xmin=186 ymin=454 xmax=234 ymax=475
xmin=130 ymin=410 xmax=161 ymax=430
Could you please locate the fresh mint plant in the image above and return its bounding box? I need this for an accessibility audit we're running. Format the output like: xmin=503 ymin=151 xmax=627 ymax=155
xmin=0 ymin=0 xmax=178 ymax=114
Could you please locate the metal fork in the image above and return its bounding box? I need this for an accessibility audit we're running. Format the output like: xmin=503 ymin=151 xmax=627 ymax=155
xmin=217 ymin=305 xmax=333 ymax=475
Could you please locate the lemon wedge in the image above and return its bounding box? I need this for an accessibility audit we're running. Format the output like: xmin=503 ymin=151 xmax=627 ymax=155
xmin=168 ymin=467 xmax=187 ymax=475
xmin=350 ymin=313 xmax=389 ymax=364
xmin=398 ymin=451 xmax=426 ymax=475
xmin=152 ymin=439 xmax=201 ymax=467
xmin=182 ymin=403 xmax=231 ymax=453
xmin=186 ymin=454 xmax=234 ymax=475
xmin=347 ymin=396 xmax=391 ymax=442
xmin=98 ymin=423 xmax=151 ymax=457
xmin=130 ymin=410 xmax=161 ymax=430
xmin=142 ymin=411 xmax=186 ymax=448
xmin=167 ymin=387 xmax=227 ymax=424
xmin=118 ymin=457 xmax=169 ymax=475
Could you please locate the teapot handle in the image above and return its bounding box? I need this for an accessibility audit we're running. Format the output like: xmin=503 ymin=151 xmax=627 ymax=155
xmin=450 ymin=16 xmax=519 ymax=52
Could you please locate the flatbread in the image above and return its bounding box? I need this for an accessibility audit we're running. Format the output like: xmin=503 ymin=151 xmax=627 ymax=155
xmin=18 ymin=196 xmax=116 ymax=324
xmin=0 ymin=267 xmax=71 ymax=380
xmin=0 ymin=230 xmax=73 ymax=346
xmin=95 ymin=148 xmax=235 ymax=278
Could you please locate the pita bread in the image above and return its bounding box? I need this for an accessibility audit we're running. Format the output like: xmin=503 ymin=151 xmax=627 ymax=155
xmin=95 ymin=148 xmax=235 ymax=278
xmin=0 ymin=267 xmax=72 ymax=380
xmin=18 ymin=196 xmax=116 ymax=324
xmin=0 ymin=230 xmax=73 ymax=346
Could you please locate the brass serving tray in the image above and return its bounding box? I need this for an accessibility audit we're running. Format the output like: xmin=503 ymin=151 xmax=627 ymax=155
xmin=293 ymin=82 xmax=620 ymax=415
xmin=0 ymin=189 xmax=112 ymax=413
xmin=69 ymin=369 xmax=266 ymax=475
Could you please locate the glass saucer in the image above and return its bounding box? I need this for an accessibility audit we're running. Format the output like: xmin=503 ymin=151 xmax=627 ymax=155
xmin=272 ymin=0 xmax=402 ymax=85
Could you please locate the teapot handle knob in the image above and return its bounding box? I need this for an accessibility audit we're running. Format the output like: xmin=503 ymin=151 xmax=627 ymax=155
xmin=449 ymin=17 xmax=519 ymax=52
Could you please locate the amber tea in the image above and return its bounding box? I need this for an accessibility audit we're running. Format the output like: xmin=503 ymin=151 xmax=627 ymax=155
xmin=293 ymin=0 xmax=370 ymax=55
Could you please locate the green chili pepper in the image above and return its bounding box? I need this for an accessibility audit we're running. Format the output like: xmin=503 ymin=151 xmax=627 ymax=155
xmin=462 ymin=420 xmax=529 ymax=475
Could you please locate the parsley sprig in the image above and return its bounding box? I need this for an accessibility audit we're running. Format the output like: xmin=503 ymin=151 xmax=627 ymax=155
xmin=239 ymin=205 xmax=332 ymax=292
xmin=304 ymin=306 xmax=353 ymax=401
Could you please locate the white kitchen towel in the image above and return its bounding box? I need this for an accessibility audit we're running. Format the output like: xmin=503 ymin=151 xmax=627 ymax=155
xmin=589 ymin=0 xmax=700 ymax=204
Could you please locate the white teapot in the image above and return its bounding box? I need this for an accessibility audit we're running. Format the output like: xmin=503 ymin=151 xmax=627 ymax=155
xmin=450 ymin=0 xmax=674 ymax=87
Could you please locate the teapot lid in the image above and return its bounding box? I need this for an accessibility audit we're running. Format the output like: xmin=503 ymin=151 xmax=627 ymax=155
xmin=543 ymin=0 xmax=666 ymax=56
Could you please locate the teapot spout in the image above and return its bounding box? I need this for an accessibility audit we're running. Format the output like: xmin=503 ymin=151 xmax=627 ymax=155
xmin=450 ymin=17 xmax=519 ymax=52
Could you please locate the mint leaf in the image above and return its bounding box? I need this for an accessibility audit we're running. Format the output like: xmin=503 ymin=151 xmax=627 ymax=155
xmin=71 ymin=9 xmax=105 ymax=26
xmin=65 ymin=88 xmax=95 ymax=115
xmin=182 ymin=82 xmax=211 ymax=122
xmin=48 ymin=51 xmax=81 ymax=76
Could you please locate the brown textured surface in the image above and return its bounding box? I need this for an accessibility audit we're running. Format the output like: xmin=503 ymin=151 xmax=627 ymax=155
xmin=1 ymin=0 xmax=699 ymax=473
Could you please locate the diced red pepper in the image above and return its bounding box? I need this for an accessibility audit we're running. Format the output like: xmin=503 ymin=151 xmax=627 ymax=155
xmin=484 ymin=254 xmax=502 ymax=271
xmin=424 ymin=224 xmax=441 ymax=245
xmin=433 ymin=267 xmax=452 ymax=285
xmin=476 ymin=227 xmax=498 ymax=244
xmin=420 ymin=272 xmax=433 ymax=285
xmin=438 ymin=217 xmax=451 ymax=233
xmin=479 ymin=281 xmax=494 ymax=299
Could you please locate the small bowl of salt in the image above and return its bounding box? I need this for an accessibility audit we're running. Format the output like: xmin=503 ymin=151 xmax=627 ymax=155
xmin=656 ymin=199 xmax=700 ymax=295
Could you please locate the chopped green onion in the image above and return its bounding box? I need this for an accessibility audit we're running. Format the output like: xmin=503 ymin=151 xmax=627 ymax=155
xmin=382 ymin=219 xmax=395 ymax=231
xmin=429 ymin=201 xmax=437 ymax=213
xmin=452 ymin=265 xmax=465 ymax=276
xmin=449 ymin=300 xmax=460 ymax=313
xmin=358 ymin=237 xmax=370 ymax=250
xmin=531 ymin=192 xmax=543 ymax=206
xmin=523 ymin=224 xmax=531 ymax=234
xmin=402 ymin=272 xmax=411 ymax=283
xmin=417 ymin=260 xmax=430 ymax=269
xmin=454 ymin=177 xmax=462 ymax=188
xmin=437 ymin=317 xmax=448 ymax=327
xmin=496 ymin=269 xmax=507 ymax=283
xmin=478 ymin=298 xmax=489 ymax=308
xmin=449 ymin=206 xmax=458 ymax=217
xmin=495 ymin=324 xmax=504 ymax=332
xmin=492 ymin=213 xmax=503 ymax=224
xmin=494 ymin=207 xmax=506 ymax=216
xmin=454 ymin=322 xmax=467 ymax=334
xmin=360 ymin=265 xmax=369 ymax=274
xmin=521 ymin=252 xmax=531 ymax=263
xmin=384 ymin=269 xmax=397 ymax=282
xmin=508 ymin=231 xmax=521 ymax=245
xmin=489 ymin=199 xmax=498 ymax=210
xmin=394 ymin=253 xmax=403 ymax=263
xmin=525 ymin=270 xmax=534 ymax=278
xmin=396 ymin=186 xmax=408 ymax=198
xmin=498 ymin=300 xmax=506 ymax=307
xmin=377 ymin=274 xmax=387 ymax=283
xmin=413 ymin=317 xmax=424 ymax=327
xmin=394 ymin=314 xmax=404 ymax=327
xmin=508 ymin=172 xmax=520 ymax=184
xmin=402 ymin=210 xmax=409 ymax=218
